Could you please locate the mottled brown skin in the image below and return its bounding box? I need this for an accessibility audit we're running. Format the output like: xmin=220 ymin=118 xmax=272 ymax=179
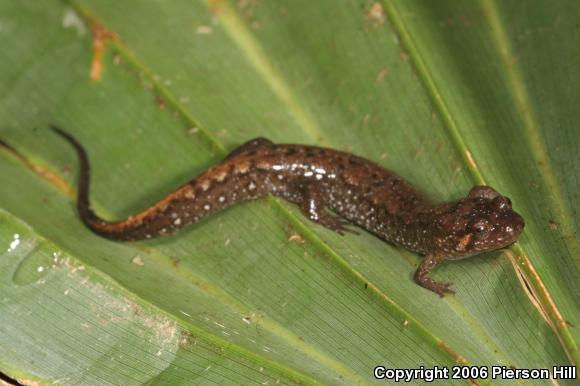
xmin=53 ymin=127 xmax=525 ymax=296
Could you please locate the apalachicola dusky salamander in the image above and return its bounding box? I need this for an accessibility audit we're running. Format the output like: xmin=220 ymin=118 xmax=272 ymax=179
xmin=53 ymin=126 xmax=525 ymax=296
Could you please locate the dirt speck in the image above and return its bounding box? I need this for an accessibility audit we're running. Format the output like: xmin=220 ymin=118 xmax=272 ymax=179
xmin=62 ymin=8 xmax=87 ymax=37
xmin=157 ymin=96 xmax=166 ymax=109
xmin=288 ymin=233 xmax=305 ymax=244
xmin=170 ymin=256 xmax=181 ymax=267
xmin=399 ymin=51 xmax=410 ymax=62
xmin=548 ymin=220 xmax=560 ymax=230
xmin=196 ymin=25 xmax=213 ymax=35
xmin=187 ymin=127 xmax=199 ymax=135
xmin=131 ymin=255 xmax=145 ymax=266
xmin=376 ymin=67 xmax=389 ymax=82
xmin=459 ymin=15 xmax=471 ymax=28
xmin=179 ymin=331 xmax=192 ymax=347
xmin=413 ymin=145 xmax=425 ymax=160
xmin=367 ymin=3 xmax=385 ymax=25
xmin=131 ymin=303 xmax=142 ymax=315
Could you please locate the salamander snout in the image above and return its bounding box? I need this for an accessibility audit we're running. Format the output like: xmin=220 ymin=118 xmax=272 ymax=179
xmin=504 ymin=213 xmax=525 ymax=237
xmin=438 ymin=187 xmax=525 ymax=259
xmin=491 ymin=195 xmax=524 ymax=240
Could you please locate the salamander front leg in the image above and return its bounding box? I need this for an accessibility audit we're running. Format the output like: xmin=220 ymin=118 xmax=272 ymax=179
xmin=300 ymin=185 xmax=357 ymax=235
xmin=414 ymin=254 xmax=454 ymax=297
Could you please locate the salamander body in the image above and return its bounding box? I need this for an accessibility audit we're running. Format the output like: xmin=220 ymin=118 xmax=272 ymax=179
xmin=53 ymin=127 xmax=525 ymax=296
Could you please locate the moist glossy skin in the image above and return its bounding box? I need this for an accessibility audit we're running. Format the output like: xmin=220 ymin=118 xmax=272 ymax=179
xmin=53 ymin=127 xmax=525 ymax=296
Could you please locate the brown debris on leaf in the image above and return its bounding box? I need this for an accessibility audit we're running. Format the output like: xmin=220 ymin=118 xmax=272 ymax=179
xmin=90 ymin=22 xmax=117 ymax=81
xmin=367 ymin=3 xmax=385 ymax=26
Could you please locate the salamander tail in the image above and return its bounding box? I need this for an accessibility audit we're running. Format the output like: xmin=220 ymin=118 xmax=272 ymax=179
xmin=50 ymin=126 xmax=104 ymax=227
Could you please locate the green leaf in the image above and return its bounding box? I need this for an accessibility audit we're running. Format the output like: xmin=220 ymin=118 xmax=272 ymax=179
xmin=1 ymin=1 xmax=577 ymax=385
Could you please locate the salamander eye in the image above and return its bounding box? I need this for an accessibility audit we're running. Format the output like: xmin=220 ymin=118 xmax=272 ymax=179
xmin=470 ymin=219 xmax=491 ymax=239
xmin=493 ymin=196 xmax=512 ymax=211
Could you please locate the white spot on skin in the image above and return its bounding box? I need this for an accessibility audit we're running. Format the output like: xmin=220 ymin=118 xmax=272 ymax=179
xmin=215 ymin=170 xmax=227 ymax=182
xmin=236 ymin=162 xmax=250 ymax=174
xmin=272 ymin=164 xmax=284 ymax=171
xmin=204 ymin=204 xmax=211 ymax=211
xmin=219 ymin=196 xmax=225 ymax=202
xmin=304 ymin=171 xmax=313 ymax=177
xmin=248 ymin=182 xmax=256 ymax=190
xmin=201 ymin=180 xmax=210 ymax=191
xmin=173 ymin=218 xmax=182 ymax=226
xmin=277 ymin=174 xmax=284 ymax=180
xmin=257 ymin=161 xmax=269 ymax=169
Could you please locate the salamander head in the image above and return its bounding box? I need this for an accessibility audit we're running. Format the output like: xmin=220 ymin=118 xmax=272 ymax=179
xmin=432 ymin=186 xmax=525 ymax=259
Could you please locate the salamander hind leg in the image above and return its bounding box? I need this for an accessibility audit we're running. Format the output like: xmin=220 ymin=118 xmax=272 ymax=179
xmin=414 ymin=254 xmax=454 ymax=297
xmin=300 ymin=184 xmax=357 ymax=236
xmin=225 ymin=137 xmax=273 ymax=160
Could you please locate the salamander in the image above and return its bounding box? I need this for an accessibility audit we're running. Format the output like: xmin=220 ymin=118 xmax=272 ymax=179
xmin=52 ymin=126 xmax=525 ymax=296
